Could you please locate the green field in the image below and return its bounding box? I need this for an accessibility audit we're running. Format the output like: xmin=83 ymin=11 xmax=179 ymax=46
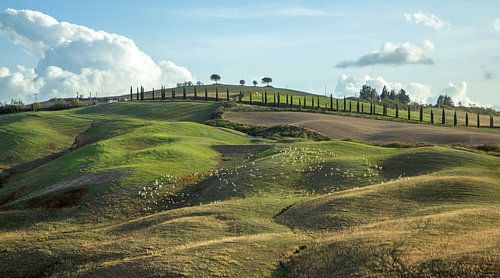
xmin=0 ymin=100 xmax=499 ymax=277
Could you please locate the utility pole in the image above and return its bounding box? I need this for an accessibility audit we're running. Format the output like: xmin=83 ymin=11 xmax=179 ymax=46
xmin=33 ymin=93 xmax=38 ymax=112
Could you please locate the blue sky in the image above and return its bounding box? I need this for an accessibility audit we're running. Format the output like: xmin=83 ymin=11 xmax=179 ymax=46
xmin=0 ymin=0 xmax=499 ymax=107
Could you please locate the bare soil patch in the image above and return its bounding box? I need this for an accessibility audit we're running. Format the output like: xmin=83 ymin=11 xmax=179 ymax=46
xmin=225 ymin=111 xmax=500 ymax=145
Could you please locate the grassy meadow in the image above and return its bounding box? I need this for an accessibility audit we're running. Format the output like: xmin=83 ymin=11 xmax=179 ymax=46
xmin=0 ymin=100 xmax=499 ymax=277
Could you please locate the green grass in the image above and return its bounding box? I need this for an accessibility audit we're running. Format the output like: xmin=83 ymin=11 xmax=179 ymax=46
xmin=0 ymin=101 xmax=499 ymax=277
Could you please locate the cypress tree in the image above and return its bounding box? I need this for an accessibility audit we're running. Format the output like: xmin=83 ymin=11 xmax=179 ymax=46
xmin=130 ymin=86 xmax=133 ymax=101
xmin=430 ymin=109 xmax=434 ymax=124
xmin=286 ymin=94 xmax=289 ymax=105
xmin=298 ymin=98 xmax=301 ymax=110
xmin=261 ymin=92 xmax=264 ymax=103
xmin=356 ymin=100 xmax=360 ymax=113
xmin=265 ymin=91 xmax=268 ymax=105
xmin=407 ymin=106 xmax=411 ymax=120
xmin=215 ymin=87 xmax=219 ymax=101
xmin=152 ymin=88 xmax=155 ymax=100
xmin=290 ymin=95 xmax=293 ymax=109
xmin=370 ymin=102 xmax=373 ymax=115
xmin=249 ymin=93 xmax=253 ymax=104
xmin=194 ymin=86 xmax=197 ymax=99
xmin=303 ymin=96 xmax=307 ymax=109
xmin=162 ymin=86 xmax=166 ymax=100
xmin=205 ymin=87 xmax=208 ymax=100
xmin=361 ymin=102 xmax=364 ymax=114
xmin=239 ymin=90 xmax=242 ymax=103
xmin=349 ymin=100 xmax=352 ymax=113
xmin=465 ymin=112 xmax=469 ymax=127
xmin=136 ymin=87 xmax=139 ymax=100
xmin=395 ymin=103 xmax=399 ymax=118
xmin=172 ymin=89 xmax=175 ymax=100
xmin=330 ymin=94 xmax=333 ymax=111
xmin=182 ymin=86 xmax=186 ymax=99
xmin=336 ymin=98 xmax=339 ymax=111
xmin=141 ymin=86 xmax=144 ymax=101
xmin=477 ymin=113 xmax=480 ymax=128
xmin=454 ymin=111 xmax=457 ymax=126
xmin=226 ymin=88 xmax=229 ymax=100
xmin=277 ymin=92 xmax=280 ymax=107
xmin=442 ymin=108 xmax=445 ymax=125
xmin=343 ymin=96 xmax=346 ymax=112
xmin=419 ymin=106 xmax=423 ymax=122
xmin=490 ymin=114 xmax=494 ymax=128
xmin=273 ymin=94 xmax=276 ymax=105
xmin=317 ymin=97 xmax=320 ymax=110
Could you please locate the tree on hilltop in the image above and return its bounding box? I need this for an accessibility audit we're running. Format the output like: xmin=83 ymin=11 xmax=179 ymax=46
xmin=261 ymin=77 xmax=273 ymax=87
xmin=239 ymin=79 xmax=245 ymax=86
xmin=210 ymin=74 xmax=221 ymax=84
xmin=252 ymin=80 xmax=258 ymax=86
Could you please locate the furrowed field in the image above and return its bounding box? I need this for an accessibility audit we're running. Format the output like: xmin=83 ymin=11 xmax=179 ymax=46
xmin=0 ymin=99 xmax=499 ymax=277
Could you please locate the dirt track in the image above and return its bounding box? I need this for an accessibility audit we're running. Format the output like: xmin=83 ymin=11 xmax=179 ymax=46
xmin=225 ymin=111 xmax=500 ymax=145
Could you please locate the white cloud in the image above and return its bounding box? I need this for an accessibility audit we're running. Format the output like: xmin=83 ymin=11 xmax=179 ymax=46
xmin=494 ymin=19 xmax=500 ymax=32
xmin=334 ymin=73 xmax=431 ymax=103
xmin=0 ymin=8 xmax=194 ymax=102
xmin=403 ymin=12 xmax=451 ymax=31
xmin=0 ymin=65 xmax=43 ymax=101
xmin=335 ymin=40 xmax=435 ymax=68
xmin=440 ymin=82 xmax=477 ymax=106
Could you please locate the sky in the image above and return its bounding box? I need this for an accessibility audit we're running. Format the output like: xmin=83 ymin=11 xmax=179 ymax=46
xmin=0 ymin=0 xmax=499 ymax=108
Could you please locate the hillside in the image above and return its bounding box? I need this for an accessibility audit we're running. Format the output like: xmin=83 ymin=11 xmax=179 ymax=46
xmin=0 ymin=100 xmax=499 ymax=277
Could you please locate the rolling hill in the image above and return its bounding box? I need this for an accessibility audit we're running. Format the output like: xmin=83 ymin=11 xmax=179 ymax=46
xmin=0 ymin=100 xmax=499 ymax=277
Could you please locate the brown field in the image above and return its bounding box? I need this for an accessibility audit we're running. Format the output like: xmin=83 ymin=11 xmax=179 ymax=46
xmin=225 ymin=111 xmax=500 ymax=145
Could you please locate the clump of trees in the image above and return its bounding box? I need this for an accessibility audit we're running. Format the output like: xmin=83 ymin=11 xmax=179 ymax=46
xmin=359 ymin=85 xmax=410 ymax=107
xmin=0 ymin=99 xmax=26 ymax=114
xmin=436 ymin=95 xmax=454 ymax=107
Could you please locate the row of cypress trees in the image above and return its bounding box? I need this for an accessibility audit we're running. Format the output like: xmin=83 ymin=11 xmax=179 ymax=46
xmin=129 ymin=86 xmax=234 ymax=102
xmin=128 ymin=85 xmax=495 ymax=128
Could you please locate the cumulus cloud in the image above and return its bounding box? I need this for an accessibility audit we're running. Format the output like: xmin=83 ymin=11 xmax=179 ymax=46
xmin=335 ymin=40 xmax=435 ymax=68
xmin=494 ymin=19 xmax=500 ymax=32
xmin=334 ymin=73 xmax=431 ymax=103
xmin=403 ymin=12 xmax=451 ymax=31
xmin=440 ymin=82 xmax=477 ymax=106
xmin=0 ymin=8 xmax=194 ymax=102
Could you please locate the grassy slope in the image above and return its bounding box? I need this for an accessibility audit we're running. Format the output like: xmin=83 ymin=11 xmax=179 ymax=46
xmin=0 ymin=101 xmax=499 ymax=277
